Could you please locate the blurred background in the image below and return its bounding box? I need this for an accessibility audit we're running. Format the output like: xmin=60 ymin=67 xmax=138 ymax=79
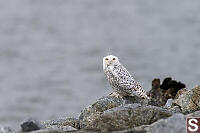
xmin=0 ymin=0 xmax=200 ymax=128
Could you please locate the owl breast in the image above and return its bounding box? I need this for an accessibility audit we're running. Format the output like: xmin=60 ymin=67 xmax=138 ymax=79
xmin=104 ymin=65 xmax=134 ymax=96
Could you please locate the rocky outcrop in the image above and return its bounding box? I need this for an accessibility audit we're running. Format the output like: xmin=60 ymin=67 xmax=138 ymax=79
xmin=4 ymin=77 xmax=200 ymax=133
xmin=79 ymin=95 xmax=147 ymax=127
xmin=78 ymin=94 xmax=173 ymax=132
xmin=174 ymin=85 xmax=200 ymax=114
xmin=80 ymin=103 xmax=172 ymax=132
xmin=147 ymin=77 xmax=186 ymax=107
xmin=17 ymin=110 xmax=200 ymax=133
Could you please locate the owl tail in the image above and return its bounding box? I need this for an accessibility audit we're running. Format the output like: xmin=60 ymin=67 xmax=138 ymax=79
xmin=142 ymin=92 xmax=150 ymax=100
xmin=132 ymin=83 xmax=150 ymax=100
xmin=135 ymin=89 xmax=150 ymax=100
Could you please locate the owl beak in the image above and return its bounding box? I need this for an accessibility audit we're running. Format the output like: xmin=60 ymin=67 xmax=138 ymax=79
xmin=108 ymin=62 xmax=112 ymax=66
xmin=106 ymin=61 xmax=113 ymax=66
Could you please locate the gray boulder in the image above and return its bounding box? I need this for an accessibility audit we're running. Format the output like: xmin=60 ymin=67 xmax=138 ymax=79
xmin=42 ymin=117 xmax=79 ymax=131
xmin=174 ymin=88 xmax=188 ymax=99
xmin=187 ymin=110 xmax=200 ymax=117
xmin=174 ymin=85 xmax=200 ymax=114
xmin=150 ymin=110 xmax=200 ymax=133
xmin=31 ymin=129 xmax=62 ymax=133
xmin=150 ymin=113 xmax=186 ymax=133
xmin=79 ymin=95 xmax=147 ymax=128
xmin=20 ymin=118 xmax=44 ymax=132
xmin=31 ymin=129 xmax=98 ymax=133
xmin=80 ymin=103 xmax=172 ymax=132
xmin=167 ymin=106 xmax=182 ymax=114
xmin=164 ymin=99 xmax=174 ymax=108
xmin=117 ymin=110 xmax=200 ymax=133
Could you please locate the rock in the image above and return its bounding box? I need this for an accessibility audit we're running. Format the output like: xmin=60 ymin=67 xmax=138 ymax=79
xmin=162 ymin=78 xmax=186 ymax=98
xmin=114 ymin=125 xmax=149 ymax=133
xmin=117 ymin=110 xmax=200 ymax=133
xmin=151 ymin=78 xmax=161 ymax=89
xmin=0 ymin=126 xmax=15 ymax=133
xmin=20 ymin=118 xmax=44 ymax=132
xmin=147 ymin=78 xmax=167 ymax=106
xmin=32 ymin=129 xmax=98 ymax=133
xmin=160 ymin=77 xmax=172 ymax=90
xmin=174 ymin=86 xmax=200 ymax=114
xmin=69 ymin=130 xmax=99 ymax=133
xmin=150 ymin=113 xmax=186 ymax=133
xmin=31 ymin=129 xmax=61 ymax=133
xmin=45 ymin=125 xmax=77 ymax=132
xmin=174 ymin=88 xmax=188 ymax=99
xmin=150 ymin=110 xmax=200 ymax=133
xmin=147 ymin=77 xmax=186 ymax=107
xmin=79 ymin=95 xmax=148 ymax=129
xmin=187 ymin=110 xmax=200 ymax=117
xmin=167 ymin=106 xmax=182 ymax=114
xmin=43 ymin=117 xmax=79 ymax=131
xmin=164 ymin=99 xmax=174 ymax=108
xmin=81 ymin=103 xmax=172 ymax=132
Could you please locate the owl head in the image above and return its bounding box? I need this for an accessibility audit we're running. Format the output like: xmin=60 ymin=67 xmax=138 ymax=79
xmin=103 ymin=55 xmax=120 ymax=70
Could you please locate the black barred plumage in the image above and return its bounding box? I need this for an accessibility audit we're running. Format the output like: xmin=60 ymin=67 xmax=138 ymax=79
xmin=103 ymin=55 xmax=150 ymax=99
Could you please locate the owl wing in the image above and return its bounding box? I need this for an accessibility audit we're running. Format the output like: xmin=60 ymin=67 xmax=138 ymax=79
xmin=113 ymin=65 xmax=135 ymax=91
xmin=114 ymin=65 xmax=150 ymax=99
xmin=132 ymin=80 xmax=149 ymax=99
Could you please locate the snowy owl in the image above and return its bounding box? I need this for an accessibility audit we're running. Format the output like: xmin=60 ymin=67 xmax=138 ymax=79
xmin=103 ymin=55 xmax=150 ymax=99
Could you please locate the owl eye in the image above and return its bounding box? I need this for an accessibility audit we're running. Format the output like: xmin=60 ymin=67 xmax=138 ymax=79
xmin=113 ymin=58 xmax=116 ymax=60
xmin=105 ymin=58 xmax=109 ymax=60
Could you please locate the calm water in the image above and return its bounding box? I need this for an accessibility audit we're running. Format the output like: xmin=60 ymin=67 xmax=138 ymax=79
xmin=0 ymin=0 xmax=200 ymax=128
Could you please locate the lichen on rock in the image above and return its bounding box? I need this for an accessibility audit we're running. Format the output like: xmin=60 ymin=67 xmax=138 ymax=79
xmin=174 ymin=85 xmax=200 ymax=114
xmin=42 ymin=117 xmax=79 ymax=131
